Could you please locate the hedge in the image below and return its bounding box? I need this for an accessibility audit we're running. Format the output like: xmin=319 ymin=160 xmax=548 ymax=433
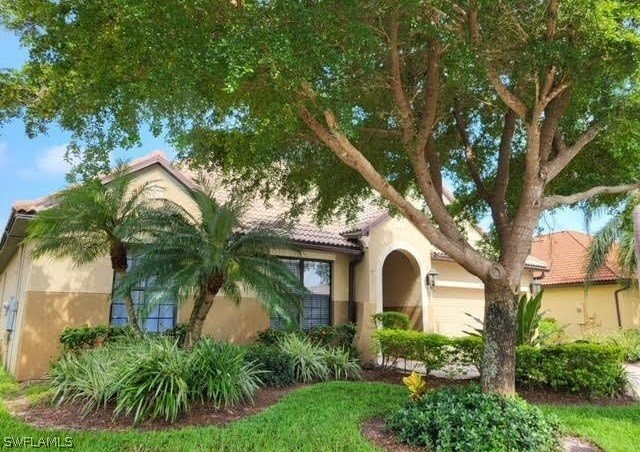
xmin=516 ymin=343 xmax=626 ymax=397
xmin=375 ymin=329 xmax=627 ymax=396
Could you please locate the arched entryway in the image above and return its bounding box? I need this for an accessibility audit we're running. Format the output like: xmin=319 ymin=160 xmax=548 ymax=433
xmin=381 ymin=250 xmax=423 ymax=330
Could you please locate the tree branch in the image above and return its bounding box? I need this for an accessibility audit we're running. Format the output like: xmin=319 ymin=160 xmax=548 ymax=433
xmin=388 ymin=15 xmax=414 ymax=146
xmin=543 ymin=122 xmax=606 ymax=181
xmin=491 ymin=110 xmax=517 ymax=238
xmin=297 ymin=105 xmax=491 ymax=277
xmin=453 ymin=102 xmax=490 ymax=200
xmin=543 ymin=183 xmax=640 ymax=209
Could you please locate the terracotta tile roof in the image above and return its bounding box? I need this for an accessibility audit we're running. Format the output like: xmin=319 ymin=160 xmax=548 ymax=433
xmin=530 ymin=230 xmax=619 ymax=285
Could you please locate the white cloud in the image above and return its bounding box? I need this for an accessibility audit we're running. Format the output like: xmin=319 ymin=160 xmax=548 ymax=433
xmin=19 ymin=144 xmax=79 ymax=179
xmin=35 ymin=144 xmax=75 ymax=175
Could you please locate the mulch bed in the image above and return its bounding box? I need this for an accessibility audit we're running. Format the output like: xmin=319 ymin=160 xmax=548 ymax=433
xmin=8 ymin=367 xmax=633 ymax=432
xmin=15 ymin=385 xmax=300 ymax=431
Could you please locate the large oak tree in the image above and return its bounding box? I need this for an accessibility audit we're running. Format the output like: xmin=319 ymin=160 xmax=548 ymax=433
xmin=2 ymin=0 xmax=640 ymax=394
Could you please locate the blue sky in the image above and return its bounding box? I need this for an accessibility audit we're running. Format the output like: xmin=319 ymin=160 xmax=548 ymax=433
xmin=0 ymin=26 xmax=607 ymax=234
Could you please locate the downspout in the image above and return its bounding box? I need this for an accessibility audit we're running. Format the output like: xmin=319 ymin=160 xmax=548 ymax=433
xmin=348 ymin=251 xmax=364 ymax=324
xmin=614 ymin=280 xmax=631 ymax=329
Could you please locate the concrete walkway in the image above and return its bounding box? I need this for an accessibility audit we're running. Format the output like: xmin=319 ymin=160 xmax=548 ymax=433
xmin=624 ymin=363 xmax=640 ymax=400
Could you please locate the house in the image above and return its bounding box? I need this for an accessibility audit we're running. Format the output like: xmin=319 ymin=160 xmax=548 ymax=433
xmin=0 ymin=151 xmax=546 ymax=380
xmin=531 ymin=230 xmax=640 ymax=337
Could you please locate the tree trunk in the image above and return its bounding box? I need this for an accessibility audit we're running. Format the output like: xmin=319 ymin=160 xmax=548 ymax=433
xmin=184 ymin=292 xmax=218 ymax=348
xmin=110 ymin=243 xmax=141 ymax=335
xmin=480 ymin=279 xmax=518 ymax=395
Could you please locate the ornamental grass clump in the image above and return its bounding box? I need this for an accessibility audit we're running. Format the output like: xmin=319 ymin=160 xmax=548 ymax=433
xmin=50 ymin=346 xmax=120 ymax=415
xmin=187 ymin=338 xmax=263 ymax=407
xmin=279 ymin=334 xmax=330 ymax=383
xmin=114 ymin=337 xmax=190 ymax=423
xmin=322 ymin=347 xmax=362 ymax=381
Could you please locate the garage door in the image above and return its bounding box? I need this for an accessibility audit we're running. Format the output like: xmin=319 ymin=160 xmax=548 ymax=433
xmin=429 ymin=287 xmax=485 ymax=336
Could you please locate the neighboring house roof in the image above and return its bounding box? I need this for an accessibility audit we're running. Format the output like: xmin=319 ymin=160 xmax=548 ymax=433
xmin=530 ymin=230 xmax=620 ymax=285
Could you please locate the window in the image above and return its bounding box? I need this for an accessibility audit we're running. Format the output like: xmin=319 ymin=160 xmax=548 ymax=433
xmin=271 ymin=258 xmax=332 ymax=329
xmin=109 ymin=258 xmax=176 ymax=333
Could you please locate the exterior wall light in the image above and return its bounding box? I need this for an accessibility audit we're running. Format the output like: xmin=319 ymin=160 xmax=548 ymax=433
xmin=426 ymin=268 xmax=439 ymax=289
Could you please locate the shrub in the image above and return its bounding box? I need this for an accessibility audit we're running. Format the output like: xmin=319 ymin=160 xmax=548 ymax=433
xmin=538 ymin=318 xmax=566 ymax=345
xmin=583 ymin=330 xmax=640 ymax=362
xmin=59 ymin=325 xmax=131 ymax=353
xmin=322 ymin=347 xmax=362 ymax=380
xmin=164 ymin=323 xmax=191 ymax=345
xmin=187 ymin=339 xmax=262 ymax=407
xmin=278 ymin=335 xmax=329 ymax=382
xmin=50 ymin=346 xmax=120 ymax=414
xmin=449 ymin=336 xmax=483 ymax=373
xmin=256 ymin=328 xmax=297 ymax=346
xmin=306 ymin=323 xmax=357 ymax=353
xmin=114 ymin=337 xmax=190 ymax=423
xmin=387 ymin=385 xmax=561 ymax=452
xmin=372 ymin=311 xmax=411 ymax=330
xmin=516 ymin=343 xmax=626 ymax=397
xmin=243 ymin=344 xmax=296 ymax=387
xmin=375 ymin=329 xmax=451 ymax=373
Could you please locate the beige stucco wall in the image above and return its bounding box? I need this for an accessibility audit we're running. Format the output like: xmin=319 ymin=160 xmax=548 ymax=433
xmin=541 ymin=282 xmax=640 ymax=337
xmin=14 ymin=292 xmax=110 ymax=381
xmin=0 ymin=244 xmax=32 ymax=375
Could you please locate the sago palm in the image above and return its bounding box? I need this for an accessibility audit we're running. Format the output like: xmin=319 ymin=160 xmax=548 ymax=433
xmin=117 ymin=185 xmax=308 ymax=347
xmin=585 ymin=193 xmax=638 ymax=282
xmin=25 ymin=165 xmax=157 ymax=334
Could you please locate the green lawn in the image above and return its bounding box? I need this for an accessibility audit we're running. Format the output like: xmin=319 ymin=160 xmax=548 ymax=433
xmin=1 ymin=369 xmax=640 ymax=451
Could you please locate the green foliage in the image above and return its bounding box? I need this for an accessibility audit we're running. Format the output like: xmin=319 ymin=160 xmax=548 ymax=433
xmin=387 ymin=385 xmax=561 ymax=452
xmin=538 ymin=318 xmax=567 ymax=346
xmin=321 ymin=347 xmax=362 ymax=381
xmin=583 ymin=330 xmax=640 ymax=362
xmin=116 ymin=184 xmax=308 ymax=344
xmin=516 ymin=343 xmax=627 ymax=397
xmin=50 ymin=347 xmax=120 ymax=415
xmin=113 ymin=337 xmax=190 ymax=423
xmin=585 ymin=193 xmax=639 ymax=281
xmin=59 ymin=325 xmax=132 ymax=353
xmin=375 ymin=329 xmax=452 ymax=373
xmin=256 ymin=328 xmax=296 ymax=346
xmin=449 ymin=336 xmax=484 ymax=373
xmin=372 ymin=312 xmax=411 ymax=330
xmin=51 ymin=336 xmax=268 ymax=423
xmin=306 ymin=323 xmax=357 ymax=352
xmin=243 ymin=344 xmax=296 ymax=387
xmin=466 ymin=292 xmax=546 ymax=346
xmin=278 ymin=335 xmax=330 ymax=383
xmin=517 ymin=291 xmax=545 ymax=346
xmin=187 ymin=338 xmax=262 ymax=407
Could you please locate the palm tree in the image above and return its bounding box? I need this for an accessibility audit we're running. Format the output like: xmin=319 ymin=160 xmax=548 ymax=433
xmin=585 ymin=193 xmax=639 ymax=282
xmin=25 ymin=165 xmax=157 ymax=334
xmin=117 ymin=185 xmax=308 ymax=347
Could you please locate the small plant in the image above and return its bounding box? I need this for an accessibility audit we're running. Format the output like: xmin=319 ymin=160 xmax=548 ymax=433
xmin=465 ymin=291 xmax=546 ymax=346
xmin=387 ymin=385 xmax=561 ymax=451
xmin=538 ymin=318 xmax=567 ymax=345
xmin=187 ymin=338 xmax=262 ymax=407
xmin=114 ymin=337 xmax=190 ymax=423
xmin=59 ymin=325 xmax=132 ymax=353
xmin=50 ymin=347 xmax=120 ymax=415
xmin=322 ymin=347 xmax=362 ymax=380
xmin=243 ymin=344 xmax=296 ymax=387
xmin=372 ymin=311 xmax=411 ymax=330
xmin=306 ymin=323 xmax=357 ymax=353
xmin=256 ymin=328 xmax=298 ymax=346
xmin=278 ymin=335 xmax=329 ymax=383
xmin=402 ymin=371 xmax=427 ymax=400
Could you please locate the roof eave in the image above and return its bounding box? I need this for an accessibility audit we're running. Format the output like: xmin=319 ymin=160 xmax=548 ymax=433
xmin=0 ymin=211 xmax=34 ymax=273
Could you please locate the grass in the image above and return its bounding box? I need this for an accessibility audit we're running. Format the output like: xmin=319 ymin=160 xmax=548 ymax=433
xmin=2 ymin=368 xmax=640 ymax=451
xmin=544 ymin=404 xmax=640 ymax=452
